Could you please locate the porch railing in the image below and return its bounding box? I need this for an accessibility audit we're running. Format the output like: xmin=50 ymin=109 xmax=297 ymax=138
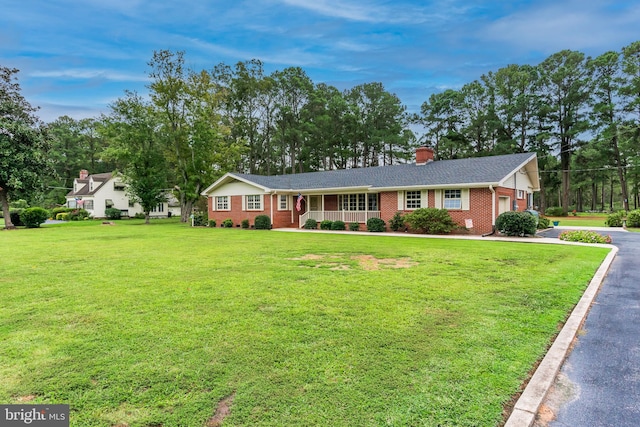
xmin=299 ymin=211 xmax=381 ymax=227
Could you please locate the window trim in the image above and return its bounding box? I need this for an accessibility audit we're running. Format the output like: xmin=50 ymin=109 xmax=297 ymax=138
xmin=216 ymin=196 xmax=230 ymax=211
xmin=278 ymin=194 xmax=288 ymax=211
xmin=405 ymin=190 xmax=422 ymax=210
xmin=443 ymin=189 xmax=462 ymax=210
xmin=246 ymin=194 xmax=262 ymax=211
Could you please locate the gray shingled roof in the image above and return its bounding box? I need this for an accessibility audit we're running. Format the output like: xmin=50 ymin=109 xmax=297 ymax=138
xmin=66 ymin=173 xmax=112 ymax=197
xmin=232 ymin=152 xmax=536 ymax=191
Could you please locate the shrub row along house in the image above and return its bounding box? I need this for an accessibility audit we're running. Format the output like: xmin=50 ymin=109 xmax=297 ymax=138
xmin=65 ymin=170 xmax=181 ymax=219
xmin=201 ymin=147 xmax=540 ymax=234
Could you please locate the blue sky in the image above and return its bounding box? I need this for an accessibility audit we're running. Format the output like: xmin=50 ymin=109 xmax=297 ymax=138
xmin=2 ymin=0 xmax=639 ymax=122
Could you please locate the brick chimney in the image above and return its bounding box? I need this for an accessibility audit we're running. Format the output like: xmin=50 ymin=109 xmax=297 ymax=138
xmin=79 ymin=169 xmax=89 ymax=180
xmin=415 ymin=147 xmax=434 ymax=165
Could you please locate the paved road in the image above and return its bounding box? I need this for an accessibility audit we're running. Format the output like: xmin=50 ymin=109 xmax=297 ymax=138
xmin=537 ymin=228 xmax=640 ymax=427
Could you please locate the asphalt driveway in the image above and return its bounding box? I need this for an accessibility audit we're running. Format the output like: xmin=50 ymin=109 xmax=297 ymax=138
xmin=537 ymin=228 xmax=640 ymax=427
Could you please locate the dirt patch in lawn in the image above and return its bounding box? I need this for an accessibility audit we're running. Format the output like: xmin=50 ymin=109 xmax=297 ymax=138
xmin=290 ymin=254 xmax=418 ymax=270
xmin=206 ymin=392 xmax=235 ymax=427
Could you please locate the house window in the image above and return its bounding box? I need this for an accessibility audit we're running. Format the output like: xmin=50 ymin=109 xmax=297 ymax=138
xmin=246 ymin=195 xmax=262 ymax=210
xmin=151 ymin=203 xmax=164 ymax=213
xmin=444 ymin=190 xmax=462 ymax=209
xmin=405 ymin=191 xmax=421 ymax=209
xmin=279 ymin=195 xmax=288 ymax=210
xmin=128 ymin=200 xmax=135 ymax=208
xmin=338 ymin=194 xmax=378 ymax=211
xmin=84 ymin=200 xmax=94 ymax=210
xmin=114 ymin=182 xmax=126 ymax=191
xmin=216 ymin=196 xmax=229 ymax=210
xmin=105 ymin=199 xmax=114 ymax=208
xmin=517 ymin=190 xmax=525 ymax=199
xmin=368 ymin=194 xmax=378 ymax=211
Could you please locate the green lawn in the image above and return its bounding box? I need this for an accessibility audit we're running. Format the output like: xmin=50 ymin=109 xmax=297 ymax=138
xmin=0 ymin=220 xmax=609 ymax=426
xmin=546 ymin=215 xmax=607 ymax=227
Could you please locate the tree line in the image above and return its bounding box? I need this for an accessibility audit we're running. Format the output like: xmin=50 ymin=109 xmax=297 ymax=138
xmin=2 ymin=41 xmax=640 ymax=227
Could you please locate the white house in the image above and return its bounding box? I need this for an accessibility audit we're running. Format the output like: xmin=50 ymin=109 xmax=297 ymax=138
xmin=66 ymin=170 xmax=181 ymax=218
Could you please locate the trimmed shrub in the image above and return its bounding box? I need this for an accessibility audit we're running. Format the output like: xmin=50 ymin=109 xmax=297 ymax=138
xmin=9 ymin=209 xmax=24 ymax=226
xmin=389 ymin=212 xmax=405 ymax=232
xmin=348 ymin=222 xmax=360 ymax=231
xmin=208 ymin=219 xmax=217 ymax=228
xmin=56 ymin=212 xmax=69 ymax=221
xmin=20 ymin=207 xmax=49 ymax=228
xmin=331 ymin=220 xmax=346 ymax=230
xmin=320 ymin=220 xmax=333 ymax=230
xmin=105 ymin=207 xmax=122 ymax=220
xmin=133 ymin=212 xmax=146 ymax=219
xmin=495 ymin=211 xmax=537 ymax=236
xmin=241 ymin=219 xmax=250 ymax=229
xmin=222 ymin=218 xmax=234 ymax=228
xmin=51 ymin=207 xmax=73 ymax=218
xmin=627 ymin=209 xmax=640 ymax=228
xmin=605 ymin=211 xmax=625 ymax=227
xmin=303 ymin=219 xmax=317 ymax=229
xmin=366 ymin=217 xmax=386 ymax=232
xmin=559 ymin=230 xmax=612 ymax=244
xmin=68 ymin=209 xmax=90 ymax=221
xmin=545 ymin=206 xmax=565 ymax=216
xmin=537 ymin=216 xmax=551 ymax=229
xmin=404 ymin=208 xmax=456 ymax=234
xmin=254 ymin=215 xmax=271 ymax=230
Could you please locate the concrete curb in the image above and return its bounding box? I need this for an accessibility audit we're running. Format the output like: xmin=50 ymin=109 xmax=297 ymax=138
xmin=274 ymin=227 xmax=619 ymax=426
xmin=504 ymin=245 xmax=618 ymax=426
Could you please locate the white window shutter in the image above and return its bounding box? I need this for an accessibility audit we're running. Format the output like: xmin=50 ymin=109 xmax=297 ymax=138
xmin=242 ymin=196 xmax=246 ymax=211
xmin=435 ymin=190 xmax=442 ymax=208
xmin=260 ymin=194 xmax=264 ymax=211
xmin=397 ymin=191 xmax=404 ymax=210
xmin=421 ymin=190 xmax=428 ymax=208
xmin=461 ymin=189 xmax=470 ymax=210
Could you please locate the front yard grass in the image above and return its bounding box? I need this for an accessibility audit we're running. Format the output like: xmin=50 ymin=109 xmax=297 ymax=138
xmin=0 ymin=221 xmax=609 ymax=426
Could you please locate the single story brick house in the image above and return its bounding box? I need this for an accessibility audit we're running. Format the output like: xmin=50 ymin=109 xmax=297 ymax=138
xmin=66 ymin=170 xmax=181 ymax=219
xmin=201 ymin=148 xmax=540 ymax=234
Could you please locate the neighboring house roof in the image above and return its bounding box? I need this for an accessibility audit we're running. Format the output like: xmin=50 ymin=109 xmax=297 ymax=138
xmin=66 ymin=173 xmax=113 ymax=197
xmin=202 ymin=152 xmax=539 ymax=194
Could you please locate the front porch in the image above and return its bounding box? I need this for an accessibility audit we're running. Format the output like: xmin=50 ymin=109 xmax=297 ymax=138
xmin=299 ymin=210 xmax=381 ymax=227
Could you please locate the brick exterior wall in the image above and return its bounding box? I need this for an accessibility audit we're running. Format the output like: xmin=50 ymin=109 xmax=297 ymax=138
xmin=207 ymin=186 xmax=531 ymax=234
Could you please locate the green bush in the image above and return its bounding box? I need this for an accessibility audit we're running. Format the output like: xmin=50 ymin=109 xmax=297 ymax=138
xmin=537 ymin=216 xmax=551 ymax=229
xmin=20 ymin=207 xmax=50 ymax=228
xmin=545 ymin=206 xmax=565 ymax=216
xmin=366 ymin=217 xmax=386 ymax=232
xmin=241 ymin=219 xmax=250 ymax=229
xmin=68 ymin=209 xmax=90 ymax=221
xmin=222 ymin=218 xmax=234 ymax=228
xmin=208 ymin=219 xmax=217 ymax=227
xmin=605 ymin=211 xmax=625 ymax=227
xmin=56 ymin=212 xmax=69 ymax=221
xmin=331 ymin=220 xmax=346 ymax=230
xmin=134 ymin=212 xmax=146 ymax=219
xmin=320 ymin=220 xmax=333 ymax=230
xmin=495 ymin=211 xmax=537 ymax=236
xmin=303 ymin=219 xmax=317 ymax=229
xmin=254 ymin=215 xmax=271 ymax=230
xmin=389 ymin=212 xmax=405 ymax=232
xmin=51 ymin=207 xmax=73 ymax=218
xmin=404 ymin=208 xmax=456 ymax=234
xmin=105 ymin=208 xmax=122 ymax=220
xmin=9 ymin=209 xmax=24 ymax=226
xmin=559 ymin=230 xmax=612 ymax=244
xmin=9 ymin=199 xmax=29 ymax=209
xmin=348 ymin=222 xmax=360 ymax=231
xmin=625 ymin=209 xmax=640 ymax=228
xmin=192 ymin=212 xmax=208 ymax=226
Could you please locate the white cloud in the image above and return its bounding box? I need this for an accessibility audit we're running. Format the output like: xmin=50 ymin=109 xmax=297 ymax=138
xmin=482 ymin=1 xmax=640 ymax=55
